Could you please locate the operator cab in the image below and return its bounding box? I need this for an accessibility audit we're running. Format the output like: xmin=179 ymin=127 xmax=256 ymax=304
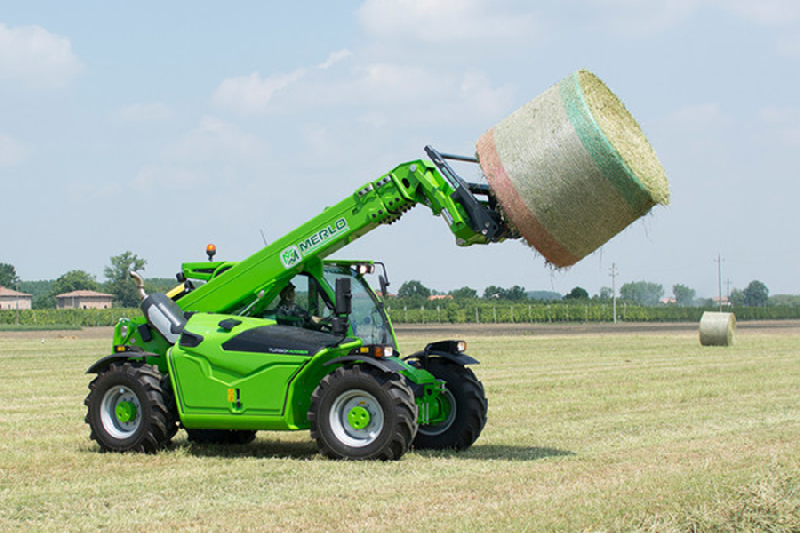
xmin=322 ymin=263 xmax=394 ymax=347
xmin=255 ymin=263 xmax=395 ymax=348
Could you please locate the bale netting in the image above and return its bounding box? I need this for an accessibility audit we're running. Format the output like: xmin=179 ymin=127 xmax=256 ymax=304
xmin=476 ymin=69 xmax=670 ymax=267
xmin=699 ymin=311 xmax=736 ymax=347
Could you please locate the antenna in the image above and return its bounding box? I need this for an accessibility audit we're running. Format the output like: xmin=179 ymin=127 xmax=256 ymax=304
xmin=260 ymin=229 xmax=268 ymax=246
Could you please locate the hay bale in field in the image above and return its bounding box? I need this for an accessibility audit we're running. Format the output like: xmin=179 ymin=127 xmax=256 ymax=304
xmin=476 ymin=70 xmax=670 ymax=267
xmin=699 ymin=311 xmax=736 ymax=347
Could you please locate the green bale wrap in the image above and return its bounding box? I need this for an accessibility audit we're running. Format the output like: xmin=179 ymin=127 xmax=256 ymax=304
xmin=476 ymin=70 xmax=670 ymax=267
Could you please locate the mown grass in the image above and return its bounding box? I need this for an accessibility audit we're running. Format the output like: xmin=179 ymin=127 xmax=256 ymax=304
xmin=0 ymin=327 xmax=798 ymax=532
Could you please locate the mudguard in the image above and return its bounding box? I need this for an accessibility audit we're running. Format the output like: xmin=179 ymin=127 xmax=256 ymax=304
xmin=403 ymin=350 xmax=479 ymax=367
xmin=324 ymin=355 xmax=408 ymax=374
xmin=86 ymin=351 xmax=155 ymax=374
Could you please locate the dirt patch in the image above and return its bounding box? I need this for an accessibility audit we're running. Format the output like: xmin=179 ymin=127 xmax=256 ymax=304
xmin=0 ymin=326 xmax=114 ymax=341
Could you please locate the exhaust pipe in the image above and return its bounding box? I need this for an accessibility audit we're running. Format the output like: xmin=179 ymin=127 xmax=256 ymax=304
xmin=129 ymin=271 xmax=147 ymax=301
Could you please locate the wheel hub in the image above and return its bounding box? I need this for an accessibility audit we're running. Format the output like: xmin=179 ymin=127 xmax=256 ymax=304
xmin=115 ymin=400 xmax=138 ymax=423
xmin=347 ymin=405 xmax=371 ymax=430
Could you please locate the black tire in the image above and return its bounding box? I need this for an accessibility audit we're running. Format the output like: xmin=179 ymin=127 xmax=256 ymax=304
xmin=186 ymin=429 xmax=257 ymax=445
xmin=308 ymin=365 xmax=418 ymax=460
xmin=413 ymin=359 xmax=488 ymax=451
xmin=85 ymin=361 xmax=177 ymax=453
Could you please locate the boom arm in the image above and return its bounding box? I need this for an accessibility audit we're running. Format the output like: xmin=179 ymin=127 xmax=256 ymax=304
xmin=176 ymin=148 xmax=514 ymax=314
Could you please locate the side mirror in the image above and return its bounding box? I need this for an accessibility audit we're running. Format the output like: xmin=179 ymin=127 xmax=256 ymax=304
xmin=332 ymin=277 xmax=352 ymax=336
xmin=335 ymin=277 xmax=352 ymax=315
xmin=379 ymin=275 xmax=389 ymax=299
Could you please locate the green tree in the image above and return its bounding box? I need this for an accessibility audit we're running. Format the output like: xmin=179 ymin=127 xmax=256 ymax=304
xmin=397 ymin=280 xmax=431 ymax=299
xmin=729 ymin=288 xmax=744 ymax=308
xmin=672 ymin=284 xmax=696 ymax=307
xmin=104 ymin=251 xmax=147 ymax=308
xmin=743 ymin=280 xmax=769 ymax=307
xmin=483 ymin=285 xmax=505 ymax=299
xmin=564 ymin=286 xmax=589 ymax=300
xmin=0 ymin=262 xmax=19 ymax=288
xmin=505 ymin=285 xmax=527 ymax=301
xmin=449 ymin=286 xmax=478 ymax=300
xmin=19 ymin=280 xmax=55 ymax=309
xmin=595 ymin=286 xmax=614 ymax=301
xmin=51 ymin=270 xmax=100 ymax=297
xmin=619 ymin=281 xmax=664 ymax=307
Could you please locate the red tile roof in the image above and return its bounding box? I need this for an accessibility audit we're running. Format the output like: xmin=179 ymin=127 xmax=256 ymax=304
xmin=55 ymin=290 xmax=113 ymax=298
xmin=0 ymin=286 xmax=31 ymax=297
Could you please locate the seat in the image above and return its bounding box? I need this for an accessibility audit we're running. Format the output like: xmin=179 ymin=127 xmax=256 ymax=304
xmin=141 ymin=292 xmax=187 ymax=344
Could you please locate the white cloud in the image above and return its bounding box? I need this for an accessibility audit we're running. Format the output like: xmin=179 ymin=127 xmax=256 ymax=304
xmin=758 ymin=106 xmax=800 ymax=144
xmin=113 ymin=102 xmax=174 ymax=123
xmin=132 ymin=165 xmax=197 ymax=192
xmin=213 ymin=49 xmax=355 ymax=115
xmin=212 ymin=69 xmax=306 ymax=115
xmin=0 ymin=22 xmax=84 ymax=88
xmin=721 ymin=0 xmax=800 ymax=26
xmin=166 ymin=115 xmax=268 ymax=162
xmin=0 ymin=134 xmax=31 ymax=167
xmin=318 ymin=49 xmax=352 ymax=70
xmin=357 ymin=0 xmax=538 ymax=45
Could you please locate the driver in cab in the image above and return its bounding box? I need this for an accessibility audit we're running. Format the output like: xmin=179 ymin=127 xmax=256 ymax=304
xmin=276 ymin=283 xmax=326 ymax=330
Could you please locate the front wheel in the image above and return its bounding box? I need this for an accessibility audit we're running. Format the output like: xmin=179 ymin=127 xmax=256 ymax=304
xmin=413 ymin=359 xmax=488 ymax=451
xmin=85 ymin=361 xmax=177 ymax=453
xmin=309 ymin=365 xmax=418 ymax=460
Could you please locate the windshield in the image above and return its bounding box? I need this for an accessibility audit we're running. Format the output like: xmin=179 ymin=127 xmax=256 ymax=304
xmin=323 ymin=266 xmax=394 ymax=347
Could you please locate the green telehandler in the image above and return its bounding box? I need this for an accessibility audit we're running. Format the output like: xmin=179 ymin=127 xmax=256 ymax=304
xmin=85 ymin=146 xmax=513 ymax=460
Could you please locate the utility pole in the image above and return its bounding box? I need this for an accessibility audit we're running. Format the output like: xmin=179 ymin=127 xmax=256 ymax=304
xmin=725 ymin=278 xmax=732 ymax=307
xmin=714 ymin=254 xmax=724 ymax=312
xmin=610 ymin=262 xmax=618 ymax=324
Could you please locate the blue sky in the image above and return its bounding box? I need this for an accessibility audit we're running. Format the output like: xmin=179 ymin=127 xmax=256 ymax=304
xmin=2 ymin=0 xmax=799 ymax=298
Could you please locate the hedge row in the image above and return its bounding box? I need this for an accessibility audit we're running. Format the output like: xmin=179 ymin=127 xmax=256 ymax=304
xmin=385 ymin=303 xmax=800 ymax=324
xmin=2 ymin=304 xmax=799 ymax=328
xmin=0 ymin=308 xmax=142 ymax=327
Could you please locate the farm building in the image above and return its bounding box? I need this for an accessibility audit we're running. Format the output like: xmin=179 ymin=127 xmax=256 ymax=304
xmin=0 ymin=286 xmax=32 ymax=310
xmin=56 ymin=290 xmax=114 ymax=309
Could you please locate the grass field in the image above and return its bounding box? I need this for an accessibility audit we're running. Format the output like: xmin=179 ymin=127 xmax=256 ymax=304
xmin=1 ymin=326 xmax=798 ymax=532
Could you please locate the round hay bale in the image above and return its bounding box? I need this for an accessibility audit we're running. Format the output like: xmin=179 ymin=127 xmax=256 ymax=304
xmin=699 ymin=311 xmax=736 ymax=347
xmin=476 ymin=70 xmax=670 ymax=267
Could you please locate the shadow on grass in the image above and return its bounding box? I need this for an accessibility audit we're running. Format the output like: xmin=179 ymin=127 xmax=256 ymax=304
xmin=176 ymin=437 xmax=573 ymax=462
xmin=417 ymin=444 xmax=574 ymax=462
xmin=178 ymin=438 xmax=320 ymax=460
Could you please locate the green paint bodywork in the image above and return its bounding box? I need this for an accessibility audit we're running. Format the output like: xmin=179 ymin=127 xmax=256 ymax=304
xmin=103 ymin=159 xmax=491 ymax=433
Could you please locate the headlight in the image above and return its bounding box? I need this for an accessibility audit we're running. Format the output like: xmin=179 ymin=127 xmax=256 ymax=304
xmin=351 ymin=344 xmax=394 ymax=358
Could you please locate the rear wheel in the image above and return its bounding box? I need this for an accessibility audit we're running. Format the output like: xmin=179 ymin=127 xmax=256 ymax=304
xmin=85 ymin=361 xmax=177 ymax=453
xmin=413 ymin=359 xmax=488 ymax=450
xmin=309 ymin=365 xmax=418 ymax=460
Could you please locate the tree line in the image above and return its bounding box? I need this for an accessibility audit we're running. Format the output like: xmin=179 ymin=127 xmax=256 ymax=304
xmin=0 ymin=256 xmax=776 ymax=311
xmin=392 ymin=279 xmax=772 ymax=308
xmin=1 ymin=252 xmax=176 ymax=309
